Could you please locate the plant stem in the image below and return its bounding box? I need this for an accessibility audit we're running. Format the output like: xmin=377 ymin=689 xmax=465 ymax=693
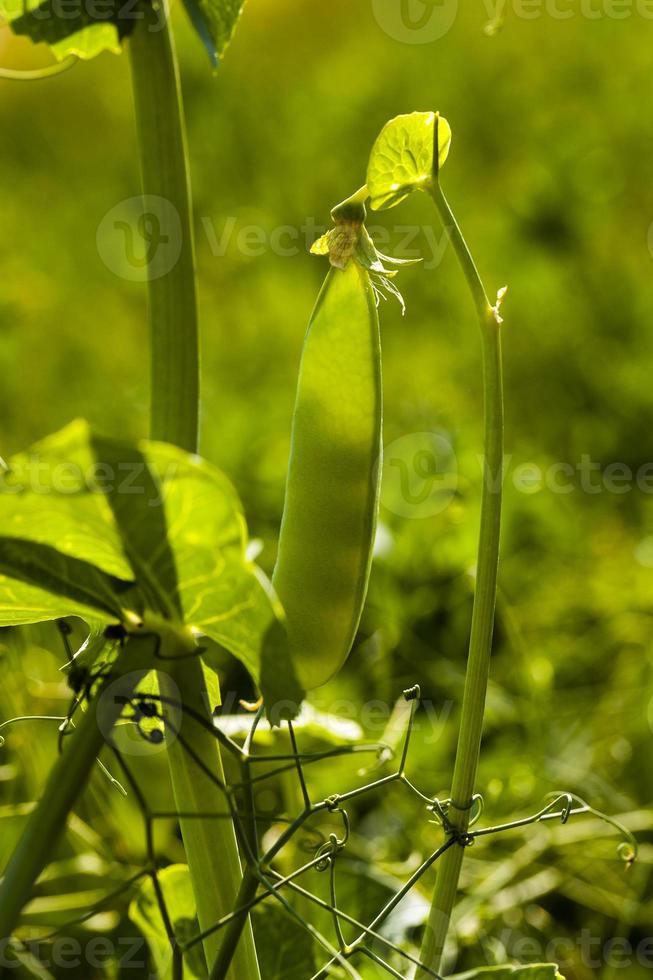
xmin=129 ymin=0 xmax=199 ymax=451
xmin=129 ymin=7 xmax=260 ymax=977
xmin=160 ymin=669 xmax=260 ymax=977
xmin=417 ymin=182 xmax=504 ymax=977
xmin=0 ymin=644 xmax=146 ymax=940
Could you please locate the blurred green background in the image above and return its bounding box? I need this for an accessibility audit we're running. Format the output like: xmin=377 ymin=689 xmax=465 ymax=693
xmin=0 ymin=1 xmax=652 ymax=977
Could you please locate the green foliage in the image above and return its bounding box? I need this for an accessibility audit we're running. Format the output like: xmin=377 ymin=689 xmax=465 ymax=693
xmin=367 ymin=111 xmax=452 ymax=211
xmin=0 ymin=0 xmax=129 ymax=62
xmin=129 ymin=865 xmax=208 ymax=979
xmin=181 ymin=0 xmax=247 ymax=66
xmin=1 ymin=4 xmax=651 ymax=977
xmin=0 ymin=420 xmax=302 ymax=714
xmin=251 ymin=904 xmax=316 ymax=979
xmin=452 ymin=967 xmax=566 ymax=980
xmin=0 ymin=0 xmax=246 ymax=66
xmin=130 ymin=865 xmax=316 ymax=980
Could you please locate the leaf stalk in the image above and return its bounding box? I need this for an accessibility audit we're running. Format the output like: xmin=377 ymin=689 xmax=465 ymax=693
xmin=417 ymin=179 xmax=504 ymax=976
xmin=129 ymin=4 xmax=260 ymax=975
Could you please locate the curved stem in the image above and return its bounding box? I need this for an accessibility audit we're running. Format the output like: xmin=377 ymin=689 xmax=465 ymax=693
xmin=129 ymin=7 xmax=260 ymax=977
xmin=431 ymin=181 xmax=492 ymax=321
xmin=417 ymin=182 xmax=504 ymax=976
xmin=0 ymin=55 xmax=78 ymax=81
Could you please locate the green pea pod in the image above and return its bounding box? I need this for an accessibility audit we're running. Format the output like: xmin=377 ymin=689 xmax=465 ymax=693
xmin=273 ymin=260 xmax=382 ymax=690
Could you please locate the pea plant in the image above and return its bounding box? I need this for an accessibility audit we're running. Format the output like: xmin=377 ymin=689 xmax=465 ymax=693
xmin=0 ymin=3 xmax=636 ymax=979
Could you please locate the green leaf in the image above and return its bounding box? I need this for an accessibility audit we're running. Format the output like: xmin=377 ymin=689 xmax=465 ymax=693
xmin=0 ymin=421 xmax=303 ymax=719
xmin=0 ymin=421 xmax=135 ymax=581
xmin=89 ymin=436 xmax=184 ymax=620
xmin=140 ymin=439 xmax=303 ymax=715
xmin=367 ymin=111 xmax=452 ymax=211
xmin=203 ymin=586 xmax=305 ymax=723
xmin=0 ymin=537 xmax=136 ymax=626
xmin=129 ymin=864 xmax=207 ymax=980
xmin=452 ymin=966 xmax=566 ymax=980
xmin=0 ymin=0 xmax=131 ymax=63
xmin=181 ymin=0 xmax=246 ymax=67
xmin=251 ymin=903 xmax=316 ymax=980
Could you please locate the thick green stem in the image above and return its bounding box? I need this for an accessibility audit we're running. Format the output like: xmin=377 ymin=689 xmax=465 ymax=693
xmin=417 ymin=183 xmax=504 ymax=976
xmin=160 ymin=668 xmax=259 ymax=978
xmin=0 ymin=643 xmax=147 ymax=939
xmin=129 ymin=8 xmax=260 ymax=977
xmin=129 ymin=0 xmax=199 ymax=451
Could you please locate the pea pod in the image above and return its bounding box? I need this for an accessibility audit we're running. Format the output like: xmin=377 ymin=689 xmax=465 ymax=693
xmin=273 ymin=257 xmax=383 ymax=690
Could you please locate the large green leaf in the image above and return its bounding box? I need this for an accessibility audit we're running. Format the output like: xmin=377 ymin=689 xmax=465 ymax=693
xmin=0 ymin=0 xmax=247 ymax=65
xmin=0 ymin=421 xmax=302 ymax=717
xmin=0 ymin=422 xmax=135 ymax=580
xmin=452 ymin=966 xmax=566 ymax=980
xmin=89 ymin=436 xmax=185 ymax=620
xmin=181 ymin=0 xmax=246 ymax=67
xmin=0 ymin=0 xmax=131 ymax=62
xmin=0 ymin=574 xmax=106 ymax=628
xmin=129 ymin=864 xmax=207 ymax=980
xmin=0 ymin=537 xmax=135 ymax=625
xmin=367 ymin=111 xmax=452 ymax=211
